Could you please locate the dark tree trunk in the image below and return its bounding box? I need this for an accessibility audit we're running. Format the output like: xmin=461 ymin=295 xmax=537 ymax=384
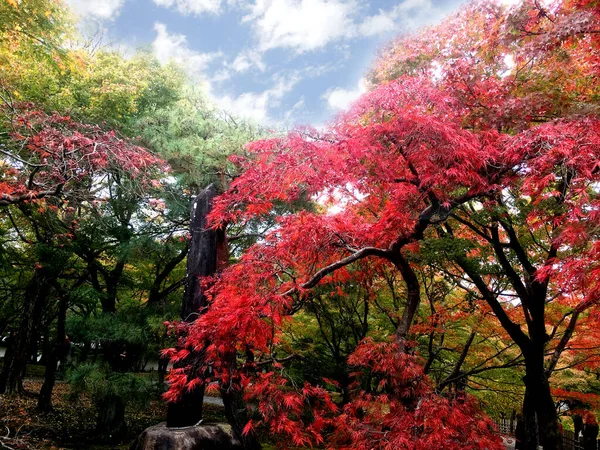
xmin=510 ymin=409 xmax=517 ymax=434
xmin=39 ymin=329 xmax=50 ymax=365
xmin=157 ymin=355 xmax=168 ymax=385
xmin=522 ymin=345 xmax=563 ymax=450
xmin=97 ymin=394 xmax=127 ymax=440
xmin=583 ymin=422 xmax=599 ymax=450
xmin=167 ymin=185 xmax=220 ymax=428
xmin=180 ymin=185 xmax=220 ymax=321
xmin=161 ymin=185 xmax=258 ymax=448
xmin=0 ymin=269 xmax=50 ymax=395
xmin=390 ymin=253 xmax=420 ymax=353
xmin=38 ymin=294 xmax=67 ymax=411
xmin=221 ymin=385 xmax=261 ymax=450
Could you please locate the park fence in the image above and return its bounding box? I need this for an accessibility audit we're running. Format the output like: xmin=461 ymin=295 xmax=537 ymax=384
xmin=493 ymin=419 xmax=600 ymax=450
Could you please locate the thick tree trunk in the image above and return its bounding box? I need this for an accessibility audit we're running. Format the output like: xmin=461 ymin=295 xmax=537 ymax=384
xmin=522 ymin=348 xmax=563 ymax=450
xmin=582 ymin=422 xmax=598 ymax=450
xmin=162 ymin=185 xmax=258 ymax=448
xmin=167 ymin=185 xmax=219 ymax=428
xmin=221 ymin=385 xmax=261 ymax=450
xmin=0 ymin=269 xmax=50 ymax=395
xmin=97 ymin=394 xmax=127 ymax=440
xmin=38 ymin=294 xmax=67 ymax=411
xmin=180 ymin=185 xmax=220 ymax=321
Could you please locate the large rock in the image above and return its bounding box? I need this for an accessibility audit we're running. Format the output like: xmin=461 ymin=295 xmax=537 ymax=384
xmin=131 ymin=422 xmax=242 ymax=450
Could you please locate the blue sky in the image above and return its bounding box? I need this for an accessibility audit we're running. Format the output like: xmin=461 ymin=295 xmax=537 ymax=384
xmin=66 ymin=0 xmax=466 ymax=127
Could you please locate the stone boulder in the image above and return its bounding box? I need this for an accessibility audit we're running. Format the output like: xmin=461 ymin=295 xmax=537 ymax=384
xmin=131 ymin=422 xmax=242 ymax=450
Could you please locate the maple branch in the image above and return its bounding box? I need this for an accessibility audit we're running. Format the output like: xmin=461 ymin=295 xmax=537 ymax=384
xmin=5 ymin=208 xmax=29 ymax=244
xmin=546 ymin=309 xmax=579 ymax=377
xmin=437 ymin=331 xmax=476 ymax=392
xmin=0 ymin=184 xmax=64 ymax=206
xmin=0 ymin=146 xmax=45 ymax=168
xmin=393 ymin=177 xmax=419 ymax=186
xmin=449 ymin=212 xmax=494 ymax=242
xmin=454 ymin=253 xmax=530 ymax=351
xmin=467 ymin=341 xmax=520 ymax=373
xmin=489 ymin=224 xmax=534 ymax=330
xmin=491 ymin=210 xmax=537 ymax=276
xmin=441 ymin=353 xmax=524 ymax=389
xmin=282 ymin=246 xmax=391 ymax=296
xmin=256 ymin=354 xmax=305 ymax=367
xmin=389 ymin=252 xmax=421 ymax=347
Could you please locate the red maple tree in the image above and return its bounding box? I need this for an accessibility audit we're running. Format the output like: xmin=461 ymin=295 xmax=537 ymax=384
xmin=164 ymin=1 xmax=600 ymax=449
xmin=0 ymin=104 xmax=166 ymax=207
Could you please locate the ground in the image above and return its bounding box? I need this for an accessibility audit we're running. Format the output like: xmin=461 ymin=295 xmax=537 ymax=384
xmin=0 ymin=380 xmax=226 ymax=450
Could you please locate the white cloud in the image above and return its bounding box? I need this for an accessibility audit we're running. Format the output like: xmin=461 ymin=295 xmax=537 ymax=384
xmin=283 ymin=96 xmax=306 ymax=123
xmin=153 ymin=0 xmax=222 ymax=15
xmin=150 ymin=23 xmax=298 ymax=123
xmin=242 ymin=0 xmax=359 ymax=53
xmin=357 ymin=0 xmax=450 ymax=38
xmin=67 ymin=0 xmax=125 ymax=20
xmin=231 ymin=49 xmax=266 ymax=73
xmin=152 ymin=23 xmax=222 ymax=78
xmin=239 ymin=0 xmax=455 ymax=55
xmin=358 ymin=11 xmax=396 ymax=37
xmin=215 ymin=72 xmax=301 ymax=123
xmin=210 ymin=68 xmax=233 ymax=83
xmin=323 ymin=78 xmax=366 ymax=111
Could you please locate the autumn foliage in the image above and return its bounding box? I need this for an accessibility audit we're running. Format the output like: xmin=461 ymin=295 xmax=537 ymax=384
xmin=0 ymin=104 xmax=166 ymax=207
xmin=162 ymin=0 xmax=600 ymax=448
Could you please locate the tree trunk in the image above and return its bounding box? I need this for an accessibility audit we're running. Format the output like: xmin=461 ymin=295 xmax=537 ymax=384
xmin=390 ymin=253 xmax=420 ymax=353
xmin=38 ymin=294 xmax=67 ymax=411
xmin=97 ymin=394 xmax=127 ymax=440
xmin=163 ymin=185 xmax=258 ymax=448
xmin=582 ymin=422 xmax=598 ymax=450
xmin=221 ymin=385 xmax=261 ymax=450
xmin=0 ymin=269 xmax=50 ymax=395
xmin=573 ymin=415 xmax=583 ymax=441
xmin=180 ymin=185 xmax=220 ymax=321
xmin=522 ymin=349 xmax=563 ymax=450
xmin=167 ymin=185 xmax=219 ymax=428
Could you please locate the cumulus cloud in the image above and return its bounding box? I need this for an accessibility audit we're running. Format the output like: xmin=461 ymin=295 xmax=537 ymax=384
xmin=242 ymin=0 xmax=358 ymax=53
xmin=153 ymin=0 xmax=222 ymax=15
xmin=358 ymin=9 xmax=397 ymax=37
xmin=216 ymin=72 xmax=301 ymax=123
xmin=323 ymin=78 xmax=366 ymax=111
xmin=67 ymin=0 xmax=125 ymax=20
xmin=238 ymin=0 xmax=457 ymax=54
xmin=152 ymin=23 xmax=223 ymax=78
xmin=151 ymin=23 xmax=300 ymax=123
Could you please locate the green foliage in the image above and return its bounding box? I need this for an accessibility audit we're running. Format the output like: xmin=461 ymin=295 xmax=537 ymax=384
xmin=70 ymin=51 xmax=186 ymax=132
xmin=67 ymin=362 xmax=152 ymax=407
xmin=136 ymin=88 xmax=262 ymax=191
